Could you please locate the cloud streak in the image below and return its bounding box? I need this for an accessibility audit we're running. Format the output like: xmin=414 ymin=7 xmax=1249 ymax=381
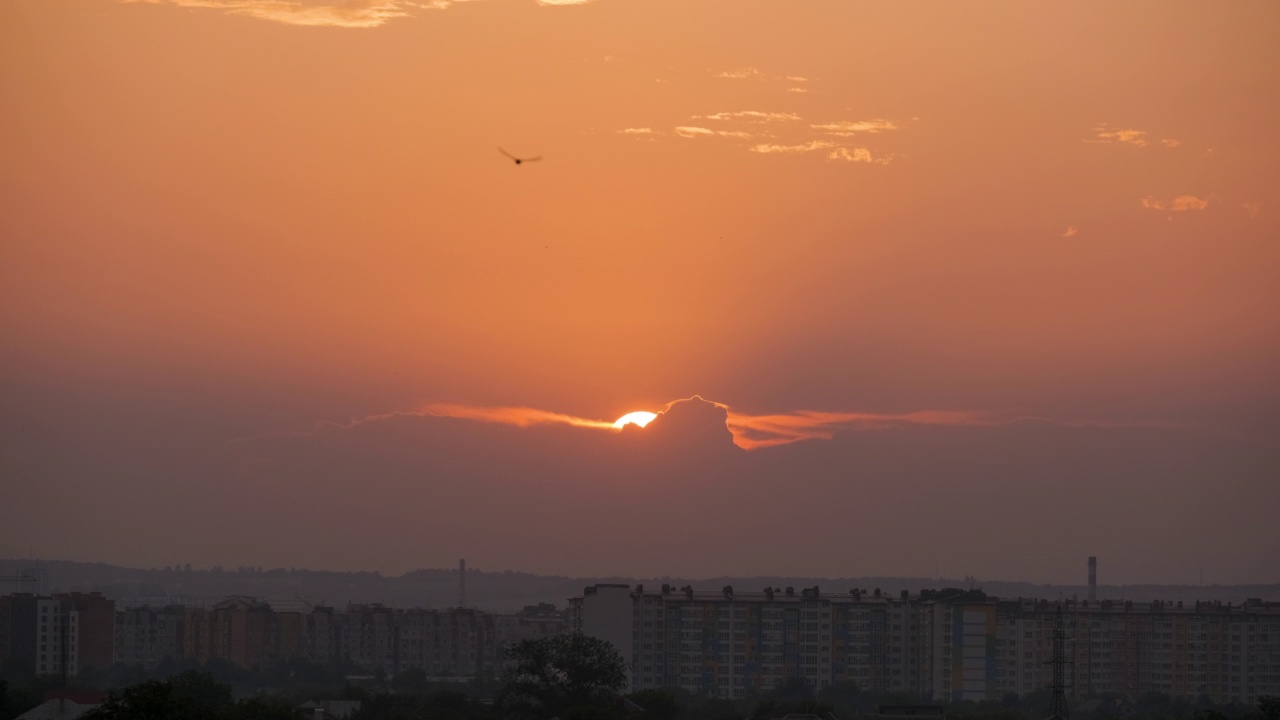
xmin=716 ymin=67 xmax=766 ymax=79
xmin=1141 ymin=194 xmax=1209 ymax=211
xmin=1170 ymin=195 xmax=1209 ymax=211
xmin=1092 ymin=126 xmax=1149 ymax=146
xmin=421 ymin=404 xmax=616 ymax=429
xmin=118 ymin=0 xmax=600 ymax=27
xmin=827 ymin=146 xmax=891 ymax=164
xmin=674 ymin=126 xmax=751 ymax=139
xmin=697 ymin=111 xmax=801 ymax=123
xmin=749 ymin=140 xmax=834 ymax=154
xmin=724 ymin=409 xmax=993 ymax=449
xmin=1088 ymin=125 xmax=1182 ymax=149
xmin=811 ymin=119 xmax=897 ymax=136
xmin=121 ymin=0 xmax=449 ymax=28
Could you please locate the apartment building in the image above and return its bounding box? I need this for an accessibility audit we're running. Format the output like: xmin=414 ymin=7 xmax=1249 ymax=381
xmin=6 ymin=592 xmax=557 ymax=679
xmin=0 ymin=592 xmax=119 ymax=678
xmin=1062 ymin=598 xmax=1280 ymax=706
xmin=570 ymin=585 xmax=1280 ymax=706
xmin=570 ymin=584 xmax=929 ymax=699
xmin=35 ymin=596 xmax=77 ymax=677
xmin=115 ymin=605 xmax=184 ymax=669
xmin=0 ymin=593 xmax=39 ymax=676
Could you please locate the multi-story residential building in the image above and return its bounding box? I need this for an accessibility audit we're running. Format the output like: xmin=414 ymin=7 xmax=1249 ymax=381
xmin=0 ymin=593 xmax=39 ymax=676
xmin=35 ymin=596 xmax=76 ymax=677
xmin=1061 ymin=598 xmax=1280 ymax=706
xmin=182 ymin=605 xmax=214 ymax=663
xmin=570 ymin=585 xmax=1280 ymax=706
xmin=923 ymin=595 xmax=999 ymax=701
xmin=571 ymin=584 xmax=929 ymax=699
xmin=115 ymin=605 xmax=184 ymax=669
xmin=306 ymin=605 xmax=340 ymax=663
xmin=26 ymin=593 xmax=117 ymax=677
xmin=2 ymin=585 xmax=1273 ymax=706
xmin=302 ymin=604 xmax=507 ymax=678
xmin=341 ymin=603 xmax=397 ymax=672
xmin=66 ymin=593 xmax=116 ymax=673
xmin=21 ymin=593 xmax=113 ymax=677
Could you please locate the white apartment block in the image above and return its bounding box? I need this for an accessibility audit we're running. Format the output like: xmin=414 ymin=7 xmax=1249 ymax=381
xmin=36 ymin=597 xmax=78 ymax=677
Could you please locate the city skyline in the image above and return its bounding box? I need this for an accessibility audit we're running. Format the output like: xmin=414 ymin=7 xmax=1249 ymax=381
xmin=4 ymin=584 xmax=1277 ymax=707
xmin=2 ymin=1 xmax=1278 ymax=585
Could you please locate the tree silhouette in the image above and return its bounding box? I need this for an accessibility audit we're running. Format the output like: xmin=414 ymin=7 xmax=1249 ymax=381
xmin=82 ymin=672 xmax=302 ymax=720
xmin=498 ymin=635 xmax=627 ymax=719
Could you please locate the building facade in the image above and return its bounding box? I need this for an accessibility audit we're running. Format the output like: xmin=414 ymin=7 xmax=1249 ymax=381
xmin=106 ymin=598 xmax=559 ymax=679
xmin=569 ymin=584 xmax=1280 ymax=706
xmin=114 ymin=605 xmax=184 ymax=669
xmin=571 ymin=584 xmax=931 ymax=698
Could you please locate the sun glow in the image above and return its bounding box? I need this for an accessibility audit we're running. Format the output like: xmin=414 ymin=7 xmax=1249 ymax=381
xmin=613 ymin=411 xmax=657 ymax=429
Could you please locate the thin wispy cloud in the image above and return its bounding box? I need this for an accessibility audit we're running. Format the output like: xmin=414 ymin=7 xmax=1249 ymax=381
xmin=713 ymin=68 xmax=809 ymax=88
xmin=697 ymin=111 xmax=801 ymax=123
xmin=121 ymin=0 xmax=448 ymax=28
xmin=120 ymin=0 xmax=592 ymax=26
xmin=674 ymin=126 xmax=751 ymax=139
xmin=1243 ymin=202 xmax=1261 ymax=218
xmin=716 ymin=67 xmax=766 ymax=79
xmin=422 ymin=404 xmax=615 ymax=430
xmin=827 ymin=146 xmax=891 ymax=164
xmin=618 ymin=127 xmax=654 ymax=134
xmin=811 ymin=119 xmax=897 ymax=136
xmin=1061 ymin=226 xmax=1078 ymax=238
xmin=1090 ymin=125 xmax=1149 ymax=146
xmin=787 ymin=87 xmax=810 ymax=94
xmin=1141 ymin=194 xmax=1209 ymax=211
xmin=233 ymin=404 xmax=618 ymax=444
xmin=1170 ymin=195 xmax=1209 ymax=211
xmin=749 ymin=140 xmax=834 ymax=154
xmin=1088 ymin=124 xmax=1183 ymax=149
xmin=723 ymin=409 xmax=992 ymax=449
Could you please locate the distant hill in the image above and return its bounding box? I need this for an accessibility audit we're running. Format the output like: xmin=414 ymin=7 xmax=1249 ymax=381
xmin=2 ymin=559 xmax=1275 ymax=612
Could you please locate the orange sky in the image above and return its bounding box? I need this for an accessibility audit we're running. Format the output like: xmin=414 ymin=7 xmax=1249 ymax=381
xmin=1 ymin=0 xmax=1277 ymax=583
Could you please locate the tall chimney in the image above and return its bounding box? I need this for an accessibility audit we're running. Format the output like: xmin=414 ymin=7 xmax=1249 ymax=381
xmin=459 ymin=558 xmax=466 ymax=609
xmin=1088 ymin=556 xmax=1097 ymax=602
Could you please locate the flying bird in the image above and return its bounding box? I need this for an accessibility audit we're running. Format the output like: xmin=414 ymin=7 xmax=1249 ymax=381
xmin=500 ymin=148 xmax=542 ymax=165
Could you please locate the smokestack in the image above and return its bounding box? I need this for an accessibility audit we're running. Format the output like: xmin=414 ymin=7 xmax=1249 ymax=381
xmin=459 ymin=559 xmax=466 ymax=609
xmin=1088 ymin=556 xmax=1097 ymax=602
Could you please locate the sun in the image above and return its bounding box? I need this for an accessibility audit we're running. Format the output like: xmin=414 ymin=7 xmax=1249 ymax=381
xmin=613 ymin=411 xmax=657 ymax=429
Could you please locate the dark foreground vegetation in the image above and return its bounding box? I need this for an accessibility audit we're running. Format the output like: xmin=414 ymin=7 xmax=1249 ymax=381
xmin=3 ymin=637 xmax=1279 ymax=720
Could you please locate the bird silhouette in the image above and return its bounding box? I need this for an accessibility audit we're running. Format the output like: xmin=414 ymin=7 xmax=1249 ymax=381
xmin=499 ymin=148 xmax=542 ymax=165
